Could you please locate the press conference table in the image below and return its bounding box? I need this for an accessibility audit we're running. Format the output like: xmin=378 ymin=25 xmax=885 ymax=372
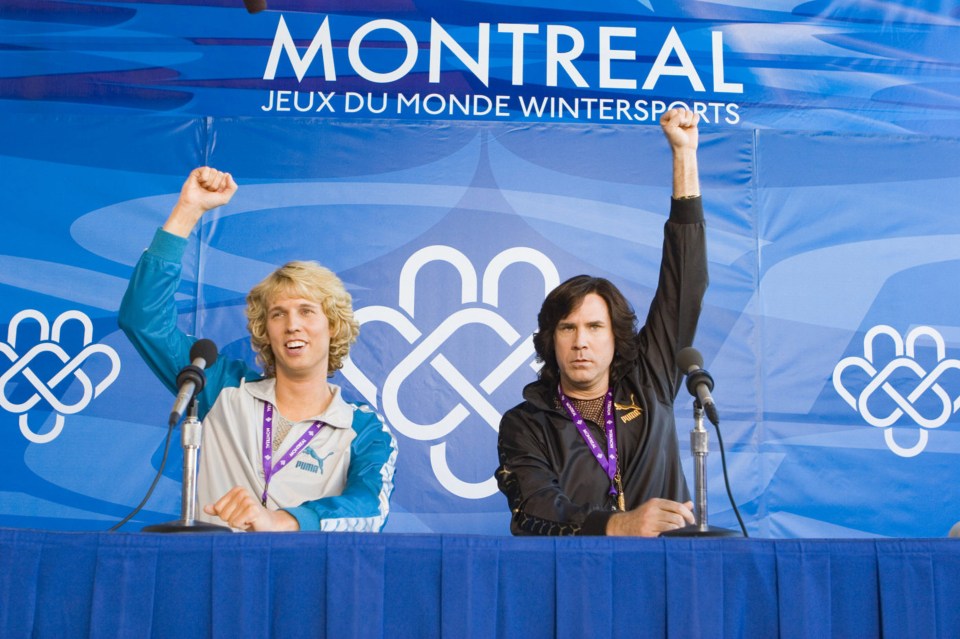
xmin=1 ymin=528 xmax=957 ymax=638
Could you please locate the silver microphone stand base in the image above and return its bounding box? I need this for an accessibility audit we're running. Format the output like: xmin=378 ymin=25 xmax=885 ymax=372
xmin=144 ymin=400 xmax=231 ymax=534
xmin=142 ymin=519 xmax=231 ymax=533
xmin=660 ymin=524 xmax=740 ymax=538
xmin=665 ymin=398 xmax=742 ymax=539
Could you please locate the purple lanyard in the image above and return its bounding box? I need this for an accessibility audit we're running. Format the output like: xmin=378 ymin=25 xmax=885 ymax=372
xmin=260 ymin=402 xmax=324 ymax=506
xmin=558 ymin=385 xmax=619 ymax=499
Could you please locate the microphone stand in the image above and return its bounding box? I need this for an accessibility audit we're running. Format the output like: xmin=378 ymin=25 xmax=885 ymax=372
xmin=661 ymin=399 xmax=739 ymax=538
xmin=143 ymin=399 xmax=230 ymax=533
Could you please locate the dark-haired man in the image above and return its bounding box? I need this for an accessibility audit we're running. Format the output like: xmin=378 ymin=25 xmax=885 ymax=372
xmin=496 ymin=108 xmax=705 ymax=536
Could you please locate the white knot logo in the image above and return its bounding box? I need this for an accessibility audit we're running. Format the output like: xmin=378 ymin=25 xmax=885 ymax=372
xmin=0 ymin=310 xmax=121 ymax=444
xmin=832 ymin=325 xmax=960 ymax=458
xmin=342 ymin=245 xmax=559 ymax=498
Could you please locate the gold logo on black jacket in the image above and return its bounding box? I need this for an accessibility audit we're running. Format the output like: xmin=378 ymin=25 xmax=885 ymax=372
xmin=615 ymin=394 xmax=643 ymax=423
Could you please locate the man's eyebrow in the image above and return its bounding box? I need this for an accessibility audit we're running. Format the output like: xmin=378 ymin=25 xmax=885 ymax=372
xmin=269 ymin=300 xmax=320 ymax=311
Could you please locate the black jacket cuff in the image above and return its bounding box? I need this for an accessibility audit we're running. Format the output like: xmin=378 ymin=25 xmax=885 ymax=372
xmin=582 ymin=509 xmax=615 ymax=536
xmin=669 ymin=196 xmax=704 ymax=224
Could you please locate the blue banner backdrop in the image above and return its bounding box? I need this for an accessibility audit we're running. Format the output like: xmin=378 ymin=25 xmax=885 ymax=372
xmin=0 ymin=1 xmax=958 ymax=537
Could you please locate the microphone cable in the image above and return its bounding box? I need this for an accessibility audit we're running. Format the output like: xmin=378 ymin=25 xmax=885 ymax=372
xmin=710 ymin=415 xmax=749 ymax=538
xmin=107 ymin=420 xmax=176 ymax=532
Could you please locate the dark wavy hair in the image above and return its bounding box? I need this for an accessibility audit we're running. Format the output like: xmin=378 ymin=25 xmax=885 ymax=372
xmin=533 ymin=275 xmax=640 ymax=390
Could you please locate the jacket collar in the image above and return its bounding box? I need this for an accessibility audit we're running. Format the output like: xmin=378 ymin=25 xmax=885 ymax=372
xmin=522 ymin=373 xmax=630 ymax=412
xmin=243 ymin=378 xmax=354 ymax=429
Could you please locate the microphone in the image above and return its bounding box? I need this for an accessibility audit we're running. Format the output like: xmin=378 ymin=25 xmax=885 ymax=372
xmin=169 ymin=339 xmax=218 ymax=427
xmin=677 ymin=347 xmax=719 ymax=426
xmin=243 ymin=0 xmax=267 ymax=13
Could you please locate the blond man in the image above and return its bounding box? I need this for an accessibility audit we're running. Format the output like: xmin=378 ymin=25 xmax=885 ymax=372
xmin=120 ymin=168 xmax=396 ymax=532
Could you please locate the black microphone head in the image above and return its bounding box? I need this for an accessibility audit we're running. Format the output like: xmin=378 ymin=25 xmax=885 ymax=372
xmin=243 ymin=0 xmax=267 ymax=13
xmin=677 ymin=346 xmax=703 ymax=372
xmin=190 ymin=338 xmax=219 ymax=367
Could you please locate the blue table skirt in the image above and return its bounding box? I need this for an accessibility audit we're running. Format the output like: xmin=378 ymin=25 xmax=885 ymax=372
xmin=1 ymin=529 xmax=957 ymax=638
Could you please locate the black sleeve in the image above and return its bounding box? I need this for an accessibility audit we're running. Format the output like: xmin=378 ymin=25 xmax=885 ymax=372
xmin=637 ymin=196 xmax=708 ymax=403
xmin=496 ymin=405 xmax=613 ymax=536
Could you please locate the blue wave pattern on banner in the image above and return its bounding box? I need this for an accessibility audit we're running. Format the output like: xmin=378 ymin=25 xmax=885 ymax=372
xmin=0 ymin=1 xmax=958 ymax=132
xmin=0 ymin=115 xmax=207 ymax=530
xmin=2 ymin=113 xmax=957 ymax=537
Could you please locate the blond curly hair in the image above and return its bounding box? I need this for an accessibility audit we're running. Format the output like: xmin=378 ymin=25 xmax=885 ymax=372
xmin=245 ymin=261 xmax=359 ymax=378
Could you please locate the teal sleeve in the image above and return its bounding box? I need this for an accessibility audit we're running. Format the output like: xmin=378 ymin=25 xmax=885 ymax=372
xmin=118 ymin=228 xmax=256 ymax=419
xmin=285 ymin=407 xmax=398 ymax=532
